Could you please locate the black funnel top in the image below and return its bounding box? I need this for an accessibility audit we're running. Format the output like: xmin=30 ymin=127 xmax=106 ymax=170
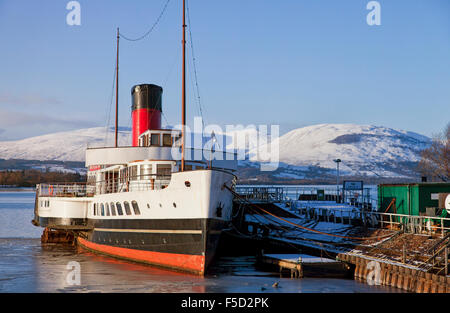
xmin=131 ymin=84 xmax=163 ymax=111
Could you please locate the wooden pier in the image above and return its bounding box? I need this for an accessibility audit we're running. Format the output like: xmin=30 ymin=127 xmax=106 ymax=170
xmin=259 ymin=253 xmax=350 ymax=278
xmin=226 ymin=186 xmax=450 ymax=293
xmin=338 ymin=253 xmax=450 ymax=293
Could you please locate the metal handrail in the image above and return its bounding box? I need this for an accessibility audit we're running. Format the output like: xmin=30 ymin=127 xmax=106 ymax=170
xmin=291 ymin=204 xmax=450 ymax=236
xmin=93 ymin=174 xmax=171 ymax=195
xmin=235 ymin=187 xmax=285 ymax=202
xmin=235 ymin=185 xmax=376 ymax=208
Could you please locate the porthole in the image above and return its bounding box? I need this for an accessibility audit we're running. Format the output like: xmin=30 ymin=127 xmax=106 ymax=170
xmin=110 ymin=202 xmax=116 ymax=216
xmin=185 ymin=181 xmax=191 ymax=187
xmin=131 ymin=200 xmax=141 ymax=215
xmin=159 ymin=203 xmax=162 ymax=208
xmin=116 ymin=202 xmax=124 ymax=216
xmin=124 ymin=201 xmax=132 ymax=215
xmin=173 ymin=202 xmax=177 ymax=208
xmin=147 ymin=203 xmax=150 ymax=209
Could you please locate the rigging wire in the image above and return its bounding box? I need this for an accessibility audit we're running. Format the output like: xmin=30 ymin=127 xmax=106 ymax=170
xmin=119 ymin=0 xmax=171 ymax=42
xmin=187 ymin=47 xmax=201 ymax=118
xmin=186 ymin=0 xmax=206 ymax=127
xmin=159 ymin=47 xmax=181 ymax=128
xmin=104 ymin=64 xmax=117 ymax=145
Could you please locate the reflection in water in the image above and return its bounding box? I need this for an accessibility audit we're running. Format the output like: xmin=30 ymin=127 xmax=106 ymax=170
xmin=0 ymin=238 xmax=401 ymax=293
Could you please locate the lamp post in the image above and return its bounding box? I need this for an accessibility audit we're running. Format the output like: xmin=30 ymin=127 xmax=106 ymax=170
xmin=333 ymin=159 xmax=341 ymax=203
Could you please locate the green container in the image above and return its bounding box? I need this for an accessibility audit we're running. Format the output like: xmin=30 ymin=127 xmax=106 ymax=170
xmin=378 ymin=183 xmax=450 ymax=216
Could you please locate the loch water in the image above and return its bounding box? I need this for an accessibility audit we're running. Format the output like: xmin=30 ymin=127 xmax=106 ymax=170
xmin=0 ymin=189 xmax=398 ymax=293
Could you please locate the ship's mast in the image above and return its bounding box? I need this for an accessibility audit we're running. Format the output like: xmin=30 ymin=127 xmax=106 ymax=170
xmin=181 ymin=0 xmax=186 ymax=171
xmin=115 ymin=27 xmax=120 ymax=148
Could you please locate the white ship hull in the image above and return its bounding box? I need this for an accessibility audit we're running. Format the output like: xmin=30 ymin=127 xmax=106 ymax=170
xmin=35 ymin=169 xmax=236 ymax=274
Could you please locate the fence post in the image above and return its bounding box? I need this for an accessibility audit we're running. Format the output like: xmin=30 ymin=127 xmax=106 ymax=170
xmin=445 ymin=247 xmax=448 ymax=276
xmin=402 ymin=244 xmax=407 ymax=263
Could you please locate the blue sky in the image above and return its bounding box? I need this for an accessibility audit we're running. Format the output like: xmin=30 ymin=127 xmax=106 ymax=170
xmin=0 ymin=0 xmax=449 ymax=141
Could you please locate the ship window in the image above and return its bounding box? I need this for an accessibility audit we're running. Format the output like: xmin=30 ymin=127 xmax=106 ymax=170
xmin=124 ymin=201 xmax=132 ymax=215
xmin=93 ymin=203 xmax=97 ymax=215
xmin=157 ymin=164 xmax=172 ymax=179
xmin=140 ymin=164 xmax=152 ymax=180
xmin=163 ymin=134 xmax=172 ymax=146
xmin=185 ymin=164 xmax=193 ymax=171
xmin=131 ymin=201 xmax=140 ymax=215
xmin=151 ymin=133 xmax=160 ymax=146
xmin=106 ymin=203 xmax=110 ymax=216
xmin=129 ymin=165 xmax=138 ymax=180
xmin=116 ymin=202 xmax=123 ymax=216
xmin=101 ymin=203 xmax=105 ymax=216
xmin=119 ymin=168 xmax=125 ymax=183
xmin=110 ymin=202 xmax=116 ymax=216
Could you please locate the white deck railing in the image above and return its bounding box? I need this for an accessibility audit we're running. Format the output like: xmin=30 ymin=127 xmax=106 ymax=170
xmin=38 ymin=183 xmax=95 ymax=197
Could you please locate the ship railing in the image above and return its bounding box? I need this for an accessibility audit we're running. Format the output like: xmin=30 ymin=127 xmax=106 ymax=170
xmin=291 ymin=205 xmax=450 ymax=237
xmin=235 ymin=186 xmax=285 ymax=202
xmin=374 ymin=211 xmax=450 ymax=237
xmin=38 ymin=183 xmax=95 ymax=198
xmin=93 ymin=174 xmax=172 ymax=195
xmin=236 ymin=185 xmax=376 ymax=208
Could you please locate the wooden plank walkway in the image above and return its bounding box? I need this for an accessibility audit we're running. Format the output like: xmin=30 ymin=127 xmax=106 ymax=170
xmin=260 ymin=253 xmax=349 ymax=278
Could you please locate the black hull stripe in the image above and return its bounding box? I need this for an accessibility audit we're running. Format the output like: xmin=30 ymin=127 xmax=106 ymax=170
xmin=88 ymin=218 xmax=215 ymax=230
xmin=86 ymin=218 xmax=227 ymax=258
xmin=94 ymin=228 xmax=202 ymax=234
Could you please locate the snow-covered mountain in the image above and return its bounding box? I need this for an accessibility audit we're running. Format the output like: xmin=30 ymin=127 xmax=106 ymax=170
xmin=252 ymin=124 xmax=430 ymax=178
xmin=0 ymin=127 xmax=130 ymax=162
xmin=0 ymin=124 xmax=431 ymax=179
